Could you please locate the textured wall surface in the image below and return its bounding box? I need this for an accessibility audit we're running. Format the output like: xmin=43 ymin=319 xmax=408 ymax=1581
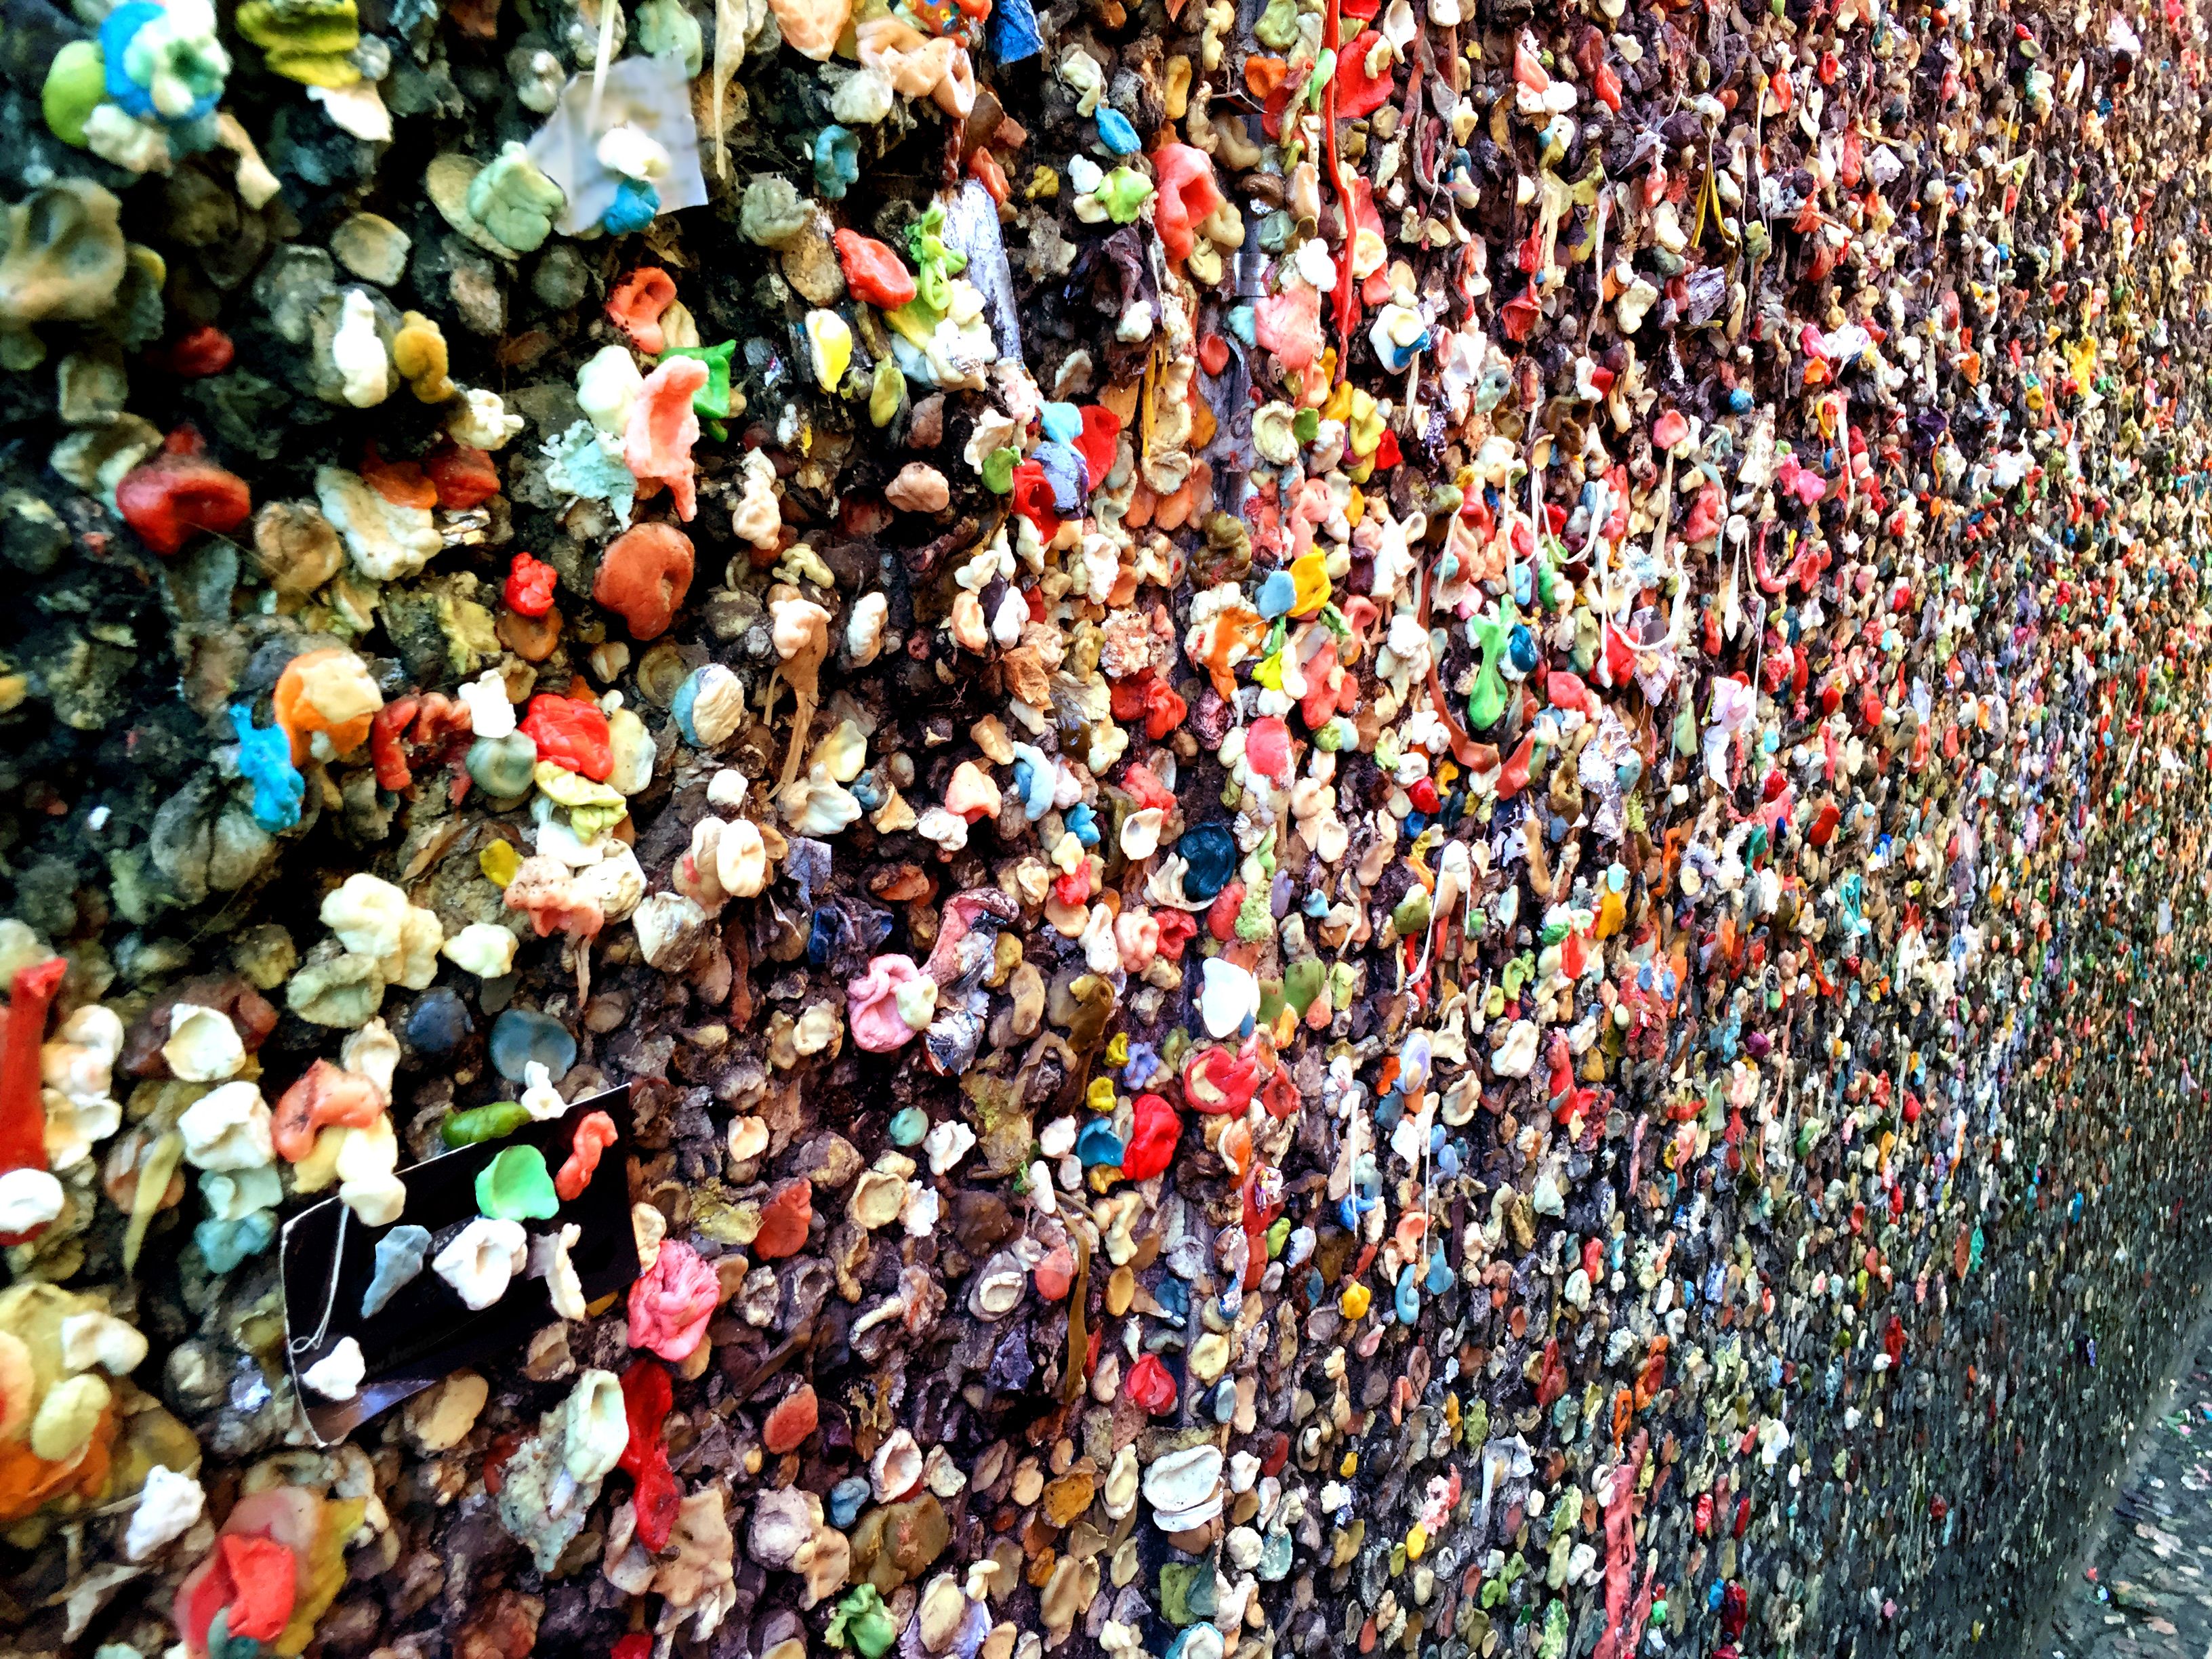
xmin=0 ymin=0 xmax=2207 ymax=1656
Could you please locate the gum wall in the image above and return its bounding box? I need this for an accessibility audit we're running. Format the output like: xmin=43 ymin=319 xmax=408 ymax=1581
xmin=0 ymin=0 xmax=2205 ymax=1652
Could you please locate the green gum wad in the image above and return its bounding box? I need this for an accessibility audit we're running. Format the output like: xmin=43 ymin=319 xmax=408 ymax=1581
xmin=535 ymin=761 xmax=628 ymax=838
xmin=1159 ymin=1026 xmax=1191 ymax=1071
xmin=42 ymin=41 xmax=105 ymax=148
xmin=827 ymin=1585 xmax=897 ymax=1658
xmin=1392 ymin=888 xmax=1431 ymax=937
xmin=1097 ymin=168 xmax=1154 ymax=222
xmin=1672 ymin=701 xmax=1698 ymax=755
xmin=636 ymin=0 xmax=705 ymax=72
xmin=1235 ymin=885 xmax=1273 ymax=942
xmin=443 ymin=1100 xmax=532 ymax=1147
xmin=905 ymin=202 xmax=967 ymax=310
xmin=740 ymin=176 xmax=812 ymax=247
xmin=1538 ymin=1598 xmax=1570 ymax=1659
xmin=1160 ymin=1561 xmax=1210 ymax=1625
xmin=468 ymin=145 xmax=567 ymax=255
xmin=476 ymin=1143 xmax=560 ymax=1221
xmin=981 ymin=446 xmax=1021 ymax=493
xmin=1301 ymin=52 xmax=1335 ymax=109
xmin=661 ymin=340 xmax=738 ymax=421
xmin=1571 ymin=605 xmax=1601 ymax=671
xmin=882 ymin=294 xmax=945 ymax=356
xmin=1256 ymin=981 xmax=1286 ymax=1027
xmin=1326 ymin=960 xmax=1357 ymax=1010
xmin=1534 ymin=540 xmax=1570 ymax=610
xmin=1467 ymin=607 xmax=1513 ymax=730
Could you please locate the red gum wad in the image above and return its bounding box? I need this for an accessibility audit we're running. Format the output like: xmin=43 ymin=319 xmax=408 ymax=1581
xmin=115 ymin=428 xmax=251 ymax=556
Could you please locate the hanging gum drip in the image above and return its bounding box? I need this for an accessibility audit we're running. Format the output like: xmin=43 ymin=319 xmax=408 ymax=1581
xmin=766 ymin=594 xmax=832 ymax=797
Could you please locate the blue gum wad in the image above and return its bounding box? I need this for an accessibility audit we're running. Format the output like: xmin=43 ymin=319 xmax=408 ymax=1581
xmin=101 ymin=0 xmax=226 ymax=123
xmin=1177 ymin=822 xmax=1239 ymax=901
xmin=194 ymin=1210 xmax=276 ymax=1272
xmin=1094 ymin=108 xmax=1141 ymax=155
xmin=467 ymin=731 xmax=541 ymax=800
xmin=600 ymin=177 xmax=659 ymax=236
xmin=986 ymin=0 xmax=1042 ymax=62
xmin=814 ymin=126 xmax=860 ymax=200
xmin=230 ymin=703 xmax=304 ymax=832
xmin=542 ymin=422 xmax=637 ymax=525
xmin=362 ymin=1224 xmax=432 ymax=1317
xmin=489 ymin=1007 xmax=577 ymax=1082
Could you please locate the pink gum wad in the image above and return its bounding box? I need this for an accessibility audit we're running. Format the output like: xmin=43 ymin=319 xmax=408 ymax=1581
xmin=605 ymin=268 xmax=677 ymax=354
xmin=846 ymin=954 xmax=927 ymax=1054
xmin=505 ymin=856 xmax=607 ymax=940
xmin=624 ymin=356 xmax=708 ymax=523
xmin=626 ymin=1237 xmax=720 ymax=1361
